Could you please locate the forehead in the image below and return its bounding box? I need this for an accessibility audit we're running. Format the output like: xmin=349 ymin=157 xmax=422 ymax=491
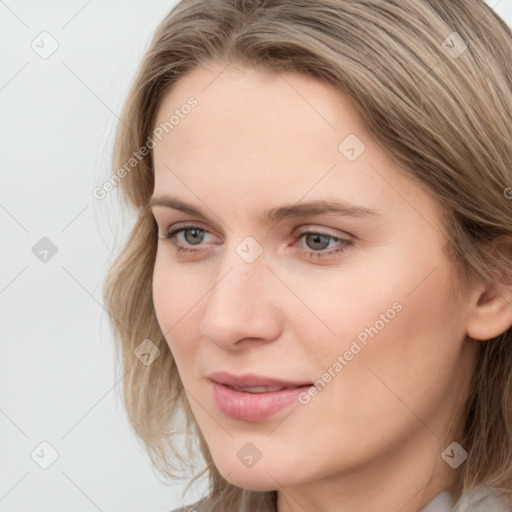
xmin=153 ymin=63 xmax=368 ymax=156
xmin=150 ymin=63 xmax=442 ymax=231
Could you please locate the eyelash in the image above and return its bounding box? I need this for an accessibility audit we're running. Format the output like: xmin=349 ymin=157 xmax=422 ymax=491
xmin=158 ymin=223 xmax=353 ymax=260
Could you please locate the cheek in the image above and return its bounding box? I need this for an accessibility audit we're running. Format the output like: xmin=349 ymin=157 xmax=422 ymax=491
xmin=289 ymin=266 xmax=465 ymax=468
xmin=297 ymin=246 xmax=464 ymax=404
xmin=152 ymin=258 xmax=177 ymax=330
xmin=152 ymin=256 xmax=205 ymax=357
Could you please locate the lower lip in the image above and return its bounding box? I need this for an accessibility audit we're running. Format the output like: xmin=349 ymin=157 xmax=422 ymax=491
xmin=211 ymin=381 xmax=313 ymax=422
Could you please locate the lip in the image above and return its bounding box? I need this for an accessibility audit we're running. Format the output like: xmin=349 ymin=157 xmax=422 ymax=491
xmin=208 ymin=371 xmax=313 ymax=422
xmin=207 ymin=371 xmax=312 ymax=389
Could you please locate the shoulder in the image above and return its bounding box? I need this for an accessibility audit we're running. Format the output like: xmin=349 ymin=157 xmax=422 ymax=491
xmin=454 ymin=485 xmax=511 ymax=512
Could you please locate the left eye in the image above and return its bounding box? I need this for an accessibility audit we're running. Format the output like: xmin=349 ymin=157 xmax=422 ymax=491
xmin=172 ymin=226 xmax=208 ymax=246
xmin=297 ymin=232 xmax=340 ymax=251
xmin=159 ymin=225 xmax=353 ymax=260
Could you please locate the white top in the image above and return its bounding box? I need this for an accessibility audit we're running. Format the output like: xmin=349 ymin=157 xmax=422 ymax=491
xmin=420 ymin=485 xmax=510 ymax=512
xmin=170 ymin=485 xmax=511 ymax=511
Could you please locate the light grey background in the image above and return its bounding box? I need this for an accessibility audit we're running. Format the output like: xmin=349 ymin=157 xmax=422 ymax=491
xmin=1 ymin=1 xmax=511 ymax=511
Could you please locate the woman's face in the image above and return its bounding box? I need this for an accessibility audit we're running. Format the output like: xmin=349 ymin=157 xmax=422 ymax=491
xmin=150 ymin=62 xmax=479 ymax=499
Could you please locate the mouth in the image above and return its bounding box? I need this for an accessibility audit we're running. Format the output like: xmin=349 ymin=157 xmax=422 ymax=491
xmin=223 ymin=384 xmax=307 ymax=393
xmin=210 ymin=381 xmax=314 ymax=422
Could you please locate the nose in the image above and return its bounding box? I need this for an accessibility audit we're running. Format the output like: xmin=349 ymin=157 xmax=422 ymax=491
xmin=199 ymin=254 xmax=283 ymax=350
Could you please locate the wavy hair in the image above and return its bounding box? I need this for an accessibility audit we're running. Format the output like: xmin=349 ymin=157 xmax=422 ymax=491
xmin=102 ymin=0 xmax=512 ymax=509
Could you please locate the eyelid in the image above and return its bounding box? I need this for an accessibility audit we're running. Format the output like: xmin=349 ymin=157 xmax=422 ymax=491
xmin=162 ymin=221 xmax=219 ymax=239
xmin=294 ymin=224 xmax=354 ymax=240
xmin=161 ymin=221 xmax=352 ymax=241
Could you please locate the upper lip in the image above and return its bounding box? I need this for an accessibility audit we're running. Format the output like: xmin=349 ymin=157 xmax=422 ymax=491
xmin=207 ymin=371 xmax=312 ymax=388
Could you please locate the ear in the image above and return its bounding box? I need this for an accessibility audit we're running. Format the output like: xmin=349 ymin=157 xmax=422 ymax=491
xmin=466 ymin=237 xmax=512 ymax=341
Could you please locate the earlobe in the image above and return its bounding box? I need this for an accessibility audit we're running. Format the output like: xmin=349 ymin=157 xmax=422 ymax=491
xmin=466 ymin=284 xmax=512 ymax=341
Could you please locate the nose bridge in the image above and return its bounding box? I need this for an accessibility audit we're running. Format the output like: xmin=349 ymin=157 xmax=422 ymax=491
xmin=207 ymin=248 xmax=268 ymax=318
xmin=199 ymin=243 xmax=282 ymax=347
xmin=211 ymin=235 xmax=269 ymax=303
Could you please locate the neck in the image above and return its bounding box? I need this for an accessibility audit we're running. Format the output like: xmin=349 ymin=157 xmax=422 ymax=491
xmin=276 ymin=428 xmax=462 ymax=512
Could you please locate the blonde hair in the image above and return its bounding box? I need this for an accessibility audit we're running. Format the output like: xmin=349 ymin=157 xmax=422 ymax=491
xmin=102 ymin=0 xmax=512 ymax=509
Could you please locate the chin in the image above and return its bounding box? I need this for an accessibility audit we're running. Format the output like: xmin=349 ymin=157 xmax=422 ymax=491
xmin=213 ymin=454 xmax=308 ymax=491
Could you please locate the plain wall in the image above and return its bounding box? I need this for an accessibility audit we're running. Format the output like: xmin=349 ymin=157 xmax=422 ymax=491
xmin=1 ymin=1 xmax=511 ymax=511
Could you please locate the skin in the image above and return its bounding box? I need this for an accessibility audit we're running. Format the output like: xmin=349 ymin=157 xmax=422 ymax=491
xmin=150 ymin=61 xmax=511 ymax=512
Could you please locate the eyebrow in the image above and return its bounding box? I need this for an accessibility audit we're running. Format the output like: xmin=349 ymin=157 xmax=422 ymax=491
xmin=148 ymin=195 xmax=380 ymax=223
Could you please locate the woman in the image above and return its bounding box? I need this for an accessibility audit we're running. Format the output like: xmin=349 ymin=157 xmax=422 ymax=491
xmin=103 ymin=0 xmax=512 ymax=510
